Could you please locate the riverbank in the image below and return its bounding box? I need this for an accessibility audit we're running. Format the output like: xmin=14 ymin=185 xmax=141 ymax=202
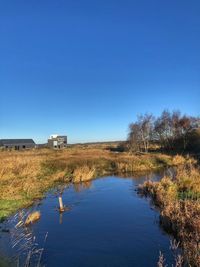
xmin=138 ymin=158 xmax=200 ymax=266
xmin=0 ymin=144 xmax=183 ymax=220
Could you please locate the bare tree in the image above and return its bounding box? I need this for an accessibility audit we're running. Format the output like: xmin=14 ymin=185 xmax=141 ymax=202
xmin=178 ymin=115 xmax=200 ymax=150
xmin=128 ymin=113 xmax=154 ymax=153
xmin=154 ymin=110 xmax=174 ymax=150
xmin=128 ymin=122 xmax=141 ymax=152
xmin=138 ymin=114 xmax=154 ymax=153
xmin=128 ymin=110 xmax=200 ymax=153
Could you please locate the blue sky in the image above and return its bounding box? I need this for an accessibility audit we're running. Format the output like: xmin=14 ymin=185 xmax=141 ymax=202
xmin=0 ymin=1 xmax=200 ymax=143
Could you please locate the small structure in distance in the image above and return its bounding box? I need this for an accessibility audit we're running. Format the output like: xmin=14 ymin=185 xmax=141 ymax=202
xmin=48 ymin=134 xmax=67 ymax=149
xmin=0 ymin=139 xmax=36 ymax=150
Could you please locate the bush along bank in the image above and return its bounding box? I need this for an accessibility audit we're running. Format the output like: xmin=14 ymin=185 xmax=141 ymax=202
xmin=138 ymin=158 xmax=200 ymax=266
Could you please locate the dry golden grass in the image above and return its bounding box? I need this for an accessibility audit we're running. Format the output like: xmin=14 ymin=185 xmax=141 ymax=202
xmin=172 ymin=155 xmax=186 ymax=165
xmin=139 ymin=162 xmax=200 ymax=266
xmin=25 ymin=211 xmax=41 ymax=225
xmin=0 ymin=144 xmax=175 ymax=219
xmin=72 ymin=165 xmax=96 ymax=183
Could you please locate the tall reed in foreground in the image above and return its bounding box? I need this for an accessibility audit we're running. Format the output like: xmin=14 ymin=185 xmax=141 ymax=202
xmin=9 ymin=209 xmax=47 ymax=267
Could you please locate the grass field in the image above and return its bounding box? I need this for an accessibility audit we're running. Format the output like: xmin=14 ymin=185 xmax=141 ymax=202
xmin=0 ymin=143 xmax=179 ymax=220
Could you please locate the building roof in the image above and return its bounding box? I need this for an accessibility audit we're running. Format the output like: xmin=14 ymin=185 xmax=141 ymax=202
xmin=0 ymin=139 xmax=35 ymax=146
xmin=49 ymin=134 xmax=67 ymax=139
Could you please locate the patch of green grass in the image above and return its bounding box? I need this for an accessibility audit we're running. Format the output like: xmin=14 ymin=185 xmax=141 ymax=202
xmin=0 ymin=199 xmax=31 ymax=222
xmin=178 ymin=190 xmax=200 ymax=200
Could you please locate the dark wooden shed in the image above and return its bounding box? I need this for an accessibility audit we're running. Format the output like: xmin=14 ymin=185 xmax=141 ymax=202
xmin=0 ymin=139 xmax=36 ymax=150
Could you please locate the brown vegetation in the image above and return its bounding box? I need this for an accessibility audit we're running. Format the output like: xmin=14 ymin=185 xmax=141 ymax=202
xmin=138 ymin=160 xmax=200 ymax=266
xmin=10 ymin=210 xmax=47 ymax=266
xmin=0 ymin=144 xmax=175 ymax=220
xmin=25 ymin=211 xmax=41 ymax=225
xmin=72 ymin=165 xmax=96 ymax=183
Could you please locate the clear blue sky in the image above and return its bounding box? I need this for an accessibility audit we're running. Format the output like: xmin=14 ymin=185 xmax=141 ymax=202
xmin=0 ymin=1 xmax=200 ymax=143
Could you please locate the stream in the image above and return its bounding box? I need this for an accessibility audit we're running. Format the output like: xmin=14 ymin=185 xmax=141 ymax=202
xmin=0 ymin=172 xmax=174 ymax=267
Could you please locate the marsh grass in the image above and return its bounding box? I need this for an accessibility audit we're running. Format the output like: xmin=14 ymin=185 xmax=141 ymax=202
xmin=0 ymin=145 xmax=177 ymax=219
xmin=158 ymin=240 xmax=183 ymax=267
xmin=0 ymin=200 xmax=28 ymax=222
xmin=138 ymin=160 xmax=200 ymax=266
xmin=9 ymin=210 xmax=47 ymax=267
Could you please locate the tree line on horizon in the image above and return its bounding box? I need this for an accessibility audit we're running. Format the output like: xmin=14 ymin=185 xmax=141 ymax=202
xmin=127 ymin=110 xmax=200 ymax=153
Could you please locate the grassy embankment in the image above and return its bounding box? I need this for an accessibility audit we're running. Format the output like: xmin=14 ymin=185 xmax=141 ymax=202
xmin=0 ymin=143 xmax=177 ymax=220
xmin=139 ymin=156 xmax=200 ymax=266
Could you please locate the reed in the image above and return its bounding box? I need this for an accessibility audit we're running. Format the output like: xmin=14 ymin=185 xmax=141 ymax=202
xmin=0 ymin=145 xmax=177 ymax=220
xmin=25 ymin=211 xmax=41 ymax=225
xmin=138 ymin=160 xmax=200 ymax=266
xmin=9 ymin=210 xmax=47 ymax=267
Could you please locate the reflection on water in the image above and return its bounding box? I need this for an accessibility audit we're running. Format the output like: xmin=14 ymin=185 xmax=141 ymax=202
xmin=0 ymin=172 xmax=174 ymax=267
xmin=73 ymin=181 xmax=92 ymax=192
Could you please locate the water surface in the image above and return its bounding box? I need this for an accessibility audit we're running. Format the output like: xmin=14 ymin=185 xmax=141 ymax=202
xmin=0 ymin=173 xmax=174 ymax=267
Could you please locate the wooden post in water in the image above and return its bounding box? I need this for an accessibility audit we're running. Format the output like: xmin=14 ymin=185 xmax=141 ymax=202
xmin=58 ymin=196 xmax=65 ymax=212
